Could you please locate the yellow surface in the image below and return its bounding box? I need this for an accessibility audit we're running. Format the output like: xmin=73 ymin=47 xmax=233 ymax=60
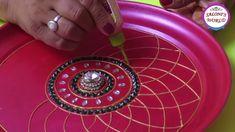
xmin=0 ymin=20 xmax=3 ymax=25
xmin=129 ymin=0 xmax=160 ymax=5
xmin=0 ymin=0 xmax=234 ymax=131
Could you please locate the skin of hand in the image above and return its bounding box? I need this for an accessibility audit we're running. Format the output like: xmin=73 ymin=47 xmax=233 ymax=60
xmin=160 ymin=0 xmax=229 ymax=29
xmin=0 ymin=0 xmax=115 ymax=51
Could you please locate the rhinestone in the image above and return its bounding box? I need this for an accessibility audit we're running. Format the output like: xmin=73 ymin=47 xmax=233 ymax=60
xmin=82 ymin=100 xmax=88 ymax=106
xmin=118 ymin=102 xmax=124 ymax=108
xmin=91 ymin=93 xmax=96 ymax=97
xmin=112 ymin=68 xmax=119 ymax=73
xmin=62 ymin=74 xmax=69 ymax=79
xmin=84 ymin=63 xmax=90 ymax=68
xmin=70 ymin=66 xmax=77 ymax=71
xmin=88 ymin=110 xmax=93 ymax=115
xmin=117 ymin=75 xmax=125 ymax=80
xmin=113 ymin=106 xmax=118 ymax=110
xmin=59 ymin=88 xmax=66 ymax=92
xmin=64 ymin=94 xmax=71 ymax=98
xmin=106 ymin=107 xmax=112 ymax=112
xmin=104 ymin=88 xmax=110 ymax=92
xmin=60 ymin=104 xmax=64 ymax=107
xmin=58 ymin=68 xmax=63 ymax=72
xmin=85 ymin=72 xmax=100 ymax=81
xmin=104 ymin=64 xmax=110 ymax=69
xmin=76 ymin=109 xmax=82 ymax=113
xmin=96 ymin=99 xmax=102 ymax=105
xmin=107 ymin=96 xmax=113 ymax=101
xmin=96 ymin=62 xmax=101 ymax=66
xmin=118 ymin=83 xmax=126 ymax=87
xmin=82 ymin=110 xmax=88 ymax=114
xmin=80 ymin=71 xmax=104 ymax=91
xmin=84 ymin=93 xmax=89 ymax=97
xmin=61 ymin=65 xmax=66 ymax=69
xmin=113 ymin=90 xmax=120 ymax=95
xmin=127 ymin=96 xmax=133 ymax=100
xmin=64 ymin=62 xmax=70 ymax=66
xmin=59 ymin=81 xmax=66 ymax=85
xmin=80 ymin=92 xmax=86 ymax=96
xmin=94 ymin=110 xmax=100 ymax=114
xmin=72 ymin=98 xmax=78 ymax=103
xmin=124 ymin=99 xmax=131 ymax=104
xmin=101 ymin=109 xmax=106 ymax=113
xmin=69 ymin=108 xmax=75 ymax=112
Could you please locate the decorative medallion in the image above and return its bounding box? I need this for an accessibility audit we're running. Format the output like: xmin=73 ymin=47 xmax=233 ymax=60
xmin=47 ymin=57 xmax=140 ymax=115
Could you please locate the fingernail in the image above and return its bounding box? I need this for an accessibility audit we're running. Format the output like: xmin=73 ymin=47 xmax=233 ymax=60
xmin=103 ymin=23 xmax=114 ymax=35
xmin=103 ymin=2 xmax=112 ymax=14
xmin=160 ymin=0 xmax=173 ymax=6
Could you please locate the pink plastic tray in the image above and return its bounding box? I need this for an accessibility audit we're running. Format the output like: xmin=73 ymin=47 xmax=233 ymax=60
xmin=0 ymin=1 xmax=231 ymax=132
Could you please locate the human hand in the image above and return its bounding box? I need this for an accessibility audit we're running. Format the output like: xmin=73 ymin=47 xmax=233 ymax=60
xmin=160 ymin=0 xmax=227 ymax=29
xmin=1 ymin=0 xmax=115 ymax=50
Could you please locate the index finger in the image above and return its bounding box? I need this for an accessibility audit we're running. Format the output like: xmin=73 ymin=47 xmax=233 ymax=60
xmin=79 ymin=0 xmax=115 ymax=35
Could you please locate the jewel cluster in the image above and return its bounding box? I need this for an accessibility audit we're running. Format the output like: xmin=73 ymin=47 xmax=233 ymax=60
xmin=48 ymin=56 xmax=140 ymax=115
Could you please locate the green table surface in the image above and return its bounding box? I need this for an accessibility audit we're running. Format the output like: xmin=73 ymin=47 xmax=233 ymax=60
xmin=0 ymin=1 xmax=234 ymax=131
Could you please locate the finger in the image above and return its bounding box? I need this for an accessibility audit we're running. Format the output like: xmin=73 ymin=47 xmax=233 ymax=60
xmin=57 ymin=17 xmax=85 ymax=42
xmin=199 ymin=0 xmax=226 ymax=9
xmin=99 ymin=0 xmax=113 ymax=14
xmin=41 ymin=27 xmax=80 ymax=51
xmin=170 ymin=2 xmax=198 ymax=17
xmin=80 ymin=0 xmax=115 ymax=35
xmin=192 ymin=7 xmax=209 ymax=29
xmin=54 ymin=0 xmax=95 ymax=32
xmin=42 ymin=10 xmax=85 ymax=42
xmin=160 ymin=0 xmax=197 ymax=9
xmin=31 ymin=24 xmax=79 ymax=51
